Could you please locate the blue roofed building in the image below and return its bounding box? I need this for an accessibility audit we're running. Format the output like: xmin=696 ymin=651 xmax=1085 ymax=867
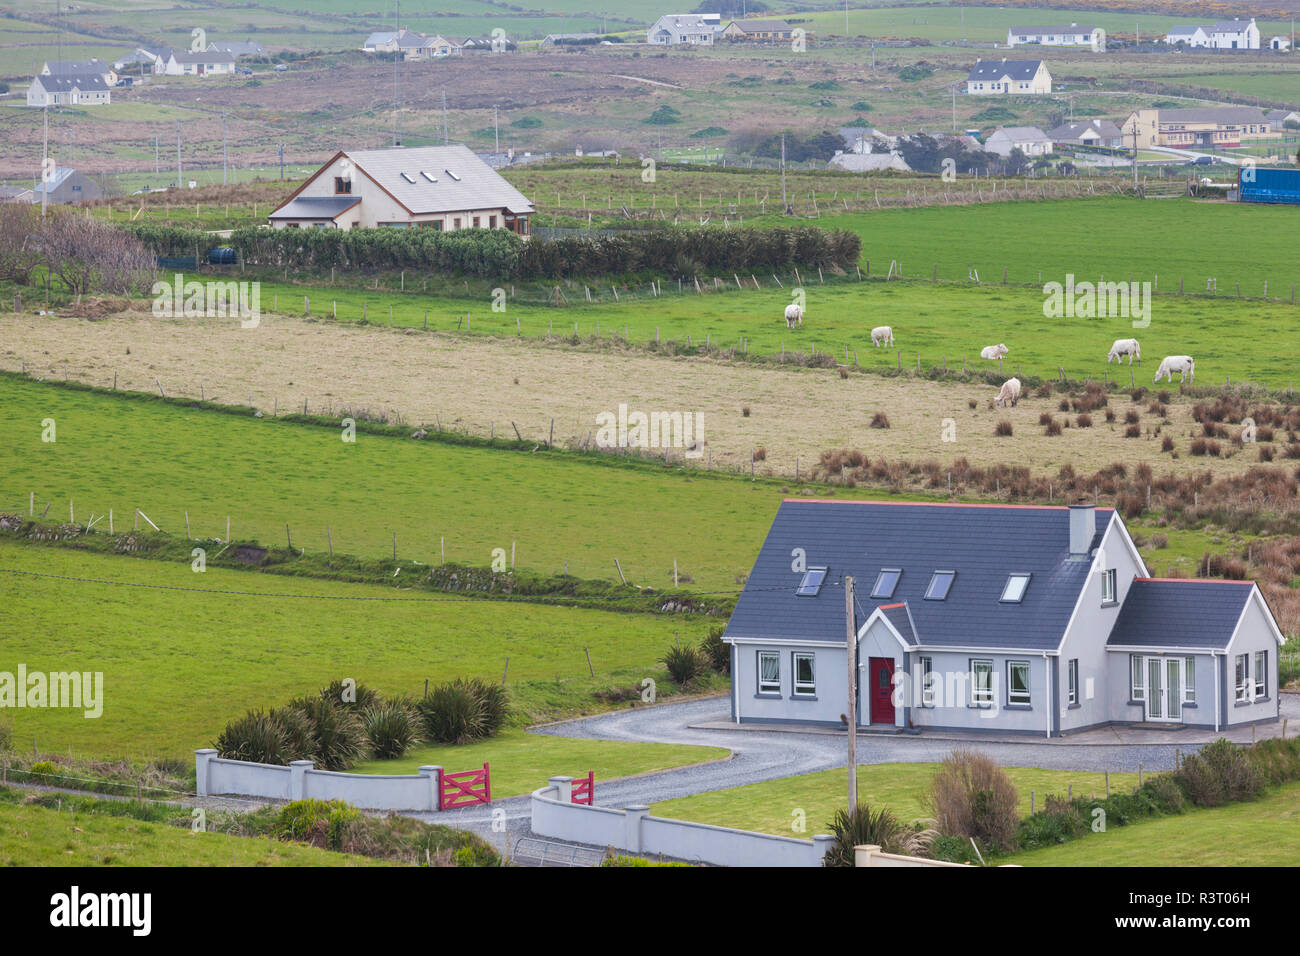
xmin=722 ymin=499 xmax=1284 ymax=736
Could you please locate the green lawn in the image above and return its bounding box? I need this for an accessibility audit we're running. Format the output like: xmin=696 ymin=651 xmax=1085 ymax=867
xmin=0 ymin=537 xmax=715 ymax=759
xmin=653 ymin=762 xmax=1140 ymax=835
xmin=0 ymin=798 xmax=387 ymax=866
xmin=352 ymin=726 xmax=728 ymax=797
xmin=1004 ymin=781 xmax=1300 ymax=866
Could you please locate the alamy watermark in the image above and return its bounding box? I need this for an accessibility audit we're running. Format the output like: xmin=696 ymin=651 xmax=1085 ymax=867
xmin=1043 ymin=274 xmax=1151 ymax=328
xmin=152 ymin=274 xmax=261 ymax=328
xmin=0 ymin=665 xmax=103 ymax=718
xmin=595 ymin=404 xmax=705 ymax=458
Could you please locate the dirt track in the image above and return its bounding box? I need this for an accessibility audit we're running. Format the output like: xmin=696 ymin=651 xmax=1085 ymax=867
xmin=0 ymin=309 xmax=1263 ymax=480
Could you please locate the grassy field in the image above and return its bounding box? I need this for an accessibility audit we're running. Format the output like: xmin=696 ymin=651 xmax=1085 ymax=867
xmin=1004 ymin=781 xmax=1300 ymax=866
xmin=352 ymin=726 xmax=729 ymax=797
xmin=653 ymin=762 xmax=1143 ymax=835
xmin=0 ymin=537 xmax=720 ymax=759
xmin=0 ymin=794 xmax=387 ymax=866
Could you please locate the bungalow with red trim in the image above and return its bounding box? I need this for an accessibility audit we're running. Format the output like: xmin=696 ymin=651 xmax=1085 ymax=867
xmin=267 ymin=144 xmax=535 ymax=234
xmin=722 ymin=499 xmax=1285 ymax=736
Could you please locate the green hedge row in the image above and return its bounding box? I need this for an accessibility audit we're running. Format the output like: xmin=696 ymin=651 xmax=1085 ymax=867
xmin=124 ymin=222 xmax=861 ymax=280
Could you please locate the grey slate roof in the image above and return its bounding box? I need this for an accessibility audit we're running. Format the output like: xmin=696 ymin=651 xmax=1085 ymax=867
xmin=268 ymin=196 xmax=360 ymax=220
xmin=44 ymin=59 xmax=111 ymax=77
xmin=878 ymin=603 xmax=916 ymax=645
xmin=1048 ymin=119 xmax=1123 ymax=141
xmin=1156 ymin=106 xmax=1266 ymax=125
xmin=723 ymin=500 xmax=1111 ymax=651
xmin=1106 ymin=579 xmax=1254 ymax=649
xmin=33 ymin=73 xmax=110 ymax=93
xmin=967 ymin=58 xmax=1044 ymax=82
xmin=172 ymin=50 xmax=235 ymax=65
xmin=343 ymin=145 xmax=534 ymax=215
xmin=1211 ymin=18 xmax=1255 ymax=33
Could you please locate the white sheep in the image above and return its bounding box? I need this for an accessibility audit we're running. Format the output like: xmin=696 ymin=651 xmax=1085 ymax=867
xmin=995 ymin=377 xmax=1021 ymax=408
xmin=1153 ymin=355 xmax=1195 ymax=385
xmin=1107 ymin=338 xmax=1141 ymax=365
xmin=784 ymin=303 xmax=803 ymax=329
xmin=871 ymin=325 xmax=894 ymax=348
xmin=980 ymin=343 xmax=1009 ymax=361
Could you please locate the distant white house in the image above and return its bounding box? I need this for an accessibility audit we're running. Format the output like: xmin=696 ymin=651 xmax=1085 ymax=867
xmin=966 ymin=58 xmax=1052 ymax=95
xmin=267 ymin=144 xmax=535 ymax=234
xmin=984 ymin=126 xmax=1053 ymax=158
xmin=114 ymin=47 xmax=169 ymax=74
xmin=27 ymin=72 xmax=112 ymax=107
xmin=1270 ymin=35 xmax=1291 ymax=51
xmin=1163 ymin=25 xmax=1211 ymax=47
xmin=163 ymin=50 xmax=236 ymax=75
xmin=1006 ymin=24 xmax=1105 ymax=51
xmin=207 ymin=40 xmax=266 ymax=58
xmin=1047 ymin=119 xmax=1125 ymax=149
xmin=1209 ymin=17 xmax=1260 ymax=49
xmin=829 ymin=152 xmax=911 ymax=173
xmin=648 ymin=13 xmax=720 ymax=45
xmin=1266 ymin=109 xmax=1300 ymax=130
xmin=41 ymin=59 xmax=116 ymax=85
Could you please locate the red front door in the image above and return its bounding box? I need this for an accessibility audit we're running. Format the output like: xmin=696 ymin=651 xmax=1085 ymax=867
xmin=869 ymin=658 xmax=895 ymax=725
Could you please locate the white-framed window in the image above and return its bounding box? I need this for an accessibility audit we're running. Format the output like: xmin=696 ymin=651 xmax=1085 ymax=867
xmin=1130 ymin=654 xmax=1144 ymax=701
xmin=758 ymin=651 xmax=780 ymax=695
xmin=1068 ymin=658 xmax=1079 ymax=705
xmin=797 ymin=567 xmax=827 ymax=596
xmin=1183 ymin=657 xmax=1196 ymax=704
xmin=793 ymin=653 xmax=816 ymax=697
xmin=871 ymin=568 xmax=901 ymax=599
xmin=1235 ymin=653 xmax=1250 ymax=702
xmin=925 ymin=570 xmax=956 ymax=601
xmin=1007 ymin=660 xmax=1031 ymax=705
xmin=971 ymin=659 xmax=993 ymax=707
xmin=1001 ymin=573 xmax=1031 ymax=603
xmin=918 ymin=656 xmax=934 ymax=707
xmin=1101 ymin=568 xmax=1117 ymax=604
xmin=1254 ymin=651 xmax=1268 ymax=699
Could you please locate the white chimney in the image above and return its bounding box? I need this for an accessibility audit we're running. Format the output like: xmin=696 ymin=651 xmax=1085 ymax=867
xmin=1069 ymin=500 xmax=1096 ymax=555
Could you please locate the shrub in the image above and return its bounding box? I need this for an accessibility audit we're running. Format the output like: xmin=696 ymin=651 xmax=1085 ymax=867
xmin=1124 ymin=424 xmax=1141 ymax=438
xmin=1017 ymin=793 xmax=1085 ymax=850
xmin=271 ymin=705 xmax=317 ymax=762
xmin=754 ymin=446 xmax=767 ymax=461
xmin=1245 ymin=737 xmax=1300 ymax=786
xmin=1191 ymin=437 xmax=1208 ymax=455
xmin=216 ymin=710 xmax=293 ymax=765
xmin=1045 ymin=419 xmax=1062 ymax=436
xmin=661 ymin=644 xmax=705 ymax=686
xmin=699 ymin=623 xmax=731 ymax=674
xmin=1124 ymin=410 xmax=1140 ymax=425
xmin=1076 ymin=413 xmax=1092 ymax=428
xmin=1162 ymin=435 xmax=1175 ymax=452
xmin=29 ymin=760 xmax=58 ymax=777
xmin=1174 ymin=738 xmax=1262 ymax=807
xmin=823 ymin=803 xmax=936 ymax=866
xmin=272 ymin=799 xmax=360 ymax=851
xmin=870 ymin=412 xmax=890 ymax=429
xmin=363 ymin=702 xmax=421 ymax=759
xmin=1105 ymin=408 xmax=1116 ymax=422
xmin=929 ymin=834 xmax=980 ymax=863
xmin=417 ymin=680 xmax=486 ymax=745
xmin=319 ymin=679 xmax=380 ymax=709
xmin=465 ymin=678 xmax=510 ymax=737
xmin=1058 ymin=399 xmax=1070 ymax=412
xmin=289 ymin=696 xmax=367 ymax=770
xmin=968 ymin=399 xmax=977 ymax=409
xmin=926 ymin=748 xmax=1019 ymax=854
xmin=1038 ymin=412 xmax=1053 ymax=426
xmin=995 ymin=420 xmax=1013 ymax=437
xmin=0 ymin=716 xmax=11 ymax=753
xmin=1141 ymin=774 xmax=1186 ymax=814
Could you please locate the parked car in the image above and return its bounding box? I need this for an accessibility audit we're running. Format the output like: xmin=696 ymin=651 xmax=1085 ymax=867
xmin=236 ymin=67 xmax=253 ymax=75
xmin=115 ymin=77 xmax=133 ymax=87
xmin=1188 ymin=155 xmax=1214 ymax=166
xmin=273 ymin=64 xmax=288 ymax=72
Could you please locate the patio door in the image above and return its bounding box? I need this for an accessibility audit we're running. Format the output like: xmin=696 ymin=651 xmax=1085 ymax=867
xmin=1145 ymin=657 xmax=1183 ymax=723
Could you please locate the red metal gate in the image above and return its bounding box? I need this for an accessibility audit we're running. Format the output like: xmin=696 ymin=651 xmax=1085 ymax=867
xmin=571 ymin=771 xmax=594 ymax=806
xmin=439 ymin=762 xmax=491 ymax=810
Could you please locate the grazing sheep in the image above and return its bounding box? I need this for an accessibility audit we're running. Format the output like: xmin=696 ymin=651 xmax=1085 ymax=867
xmin=1153 ymin=355 xmax=1195 ymax=385
xmin=1107 ymin=338 xmax=1141 ymax=365
xmin=871 ymin=325 xmax=894 ymax=348
xmin=995 ymin=377 xmax=1022 ymax=408
xmin=980 ymin=343 xmax=1009 ymax=361
xmin=784 ymin=303 xmax=803 ymax=329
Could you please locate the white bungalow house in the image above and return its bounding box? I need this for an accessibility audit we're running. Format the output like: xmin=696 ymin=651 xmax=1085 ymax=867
xmin=1163 ymin=25 xmax=1211 ymax=47
xmin=267 ymin=144 xmax=535 ymax=234
xmin=984 ymin=126 xmax=1053 ymax=157
xmin=1048 ymin=119 xmax=1125 ymax=149
xmin=163 ymin=50 xmax=235 ymax=76
xmin=27 ymin=72 xmax=111 ymax=107
xmin=723 ymin=500 xmax=1286 ymax=736
xmin=1270 ymin=35 xmax=1291 ymax=51
xmin=966 ymin=58 xmax=1052 ymax=95
xmin=648 ymin=14 xmax=720 ymax=45
xmin=829 ymin=152 xmax=911 ymax=172
xmin=1006 ymin=24 xmax=1105 ymax=51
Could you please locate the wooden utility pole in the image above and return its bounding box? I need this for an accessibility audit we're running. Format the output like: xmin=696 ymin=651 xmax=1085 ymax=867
xmin=845 ymin=575 xmax=857 ymax=811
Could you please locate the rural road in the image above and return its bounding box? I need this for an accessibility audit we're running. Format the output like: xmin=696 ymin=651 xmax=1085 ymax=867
xmin=419 ymin=695 xmax=1300 ymax=848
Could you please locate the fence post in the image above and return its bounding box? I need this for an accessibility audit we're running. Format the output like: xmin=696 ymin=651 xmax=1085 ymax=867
xmin=420 ymin=766 xmax=443 ymax=812
xmin=289 ymin=759 xmax=313 ymax=801
xmin=623 ymin=805 xmax=649 ymax=854
xmin=194 ymin=748 xmax=217 ymax=796
xmin=550 ymin=775 xmax=574 ymax=805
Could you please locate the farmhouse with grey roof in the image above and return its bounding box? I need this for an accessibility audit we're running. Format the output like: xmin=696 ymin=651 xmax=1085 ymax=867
xmin=268 ymin=144 xmax=535 ymax=233
xmin=722 ymin=500 xmax=1284 ymax=735
xmin=966 ymin=58 xmax=1052 ymax=95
